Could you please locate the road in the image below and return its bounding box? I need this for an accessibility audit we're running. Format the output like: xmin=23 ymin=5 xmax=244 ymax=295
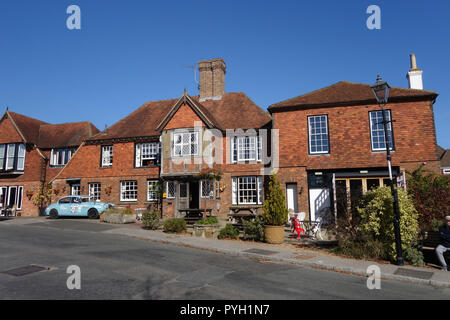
xmin=1 ymin=219 xmax=450 ymax=300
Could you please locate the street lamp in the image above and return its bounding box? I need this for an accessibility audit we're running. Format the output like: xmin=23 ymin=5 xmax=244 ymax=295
xmin=371 ymin=75 xmax=404 ymax=266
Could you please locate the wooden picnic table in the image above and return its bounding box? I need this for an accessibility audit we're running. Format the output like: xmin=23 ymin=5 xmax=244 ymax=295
xmin=178 ymin=208 xmax=213 ymax=223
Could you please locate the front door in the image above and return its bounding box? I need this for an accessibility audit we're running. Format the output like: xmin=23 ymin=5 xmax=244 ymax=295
xmin=189 ymin=182 xmax=199 ymax=209
xmin=309 ymin=188 xmax=331 ymax=221
xmin=286 ymin=183 xmax=298 ymax=213
xmin=178 ymin=182 xmax=189 ymax=210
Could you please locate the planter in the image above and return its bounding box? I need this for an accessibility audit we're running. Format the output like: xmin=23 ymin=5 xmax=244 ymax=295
xmin=193 ymin=223 xmax=221 ymax=239
xmin=102 ymin=213 xmax=136 ymax=224
xmin=264 ymin=225 xmax=285 ymax=244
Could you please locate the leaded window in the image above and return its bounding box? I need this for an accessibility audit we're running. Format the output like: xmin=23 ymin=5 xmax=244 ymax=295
xmin=201 ymin=180 xmax=215 ymax=199
xmin=173 ymin=132 xmax=198 ymax=157
xmin=166 ymin=181 xmax=175 ymax=199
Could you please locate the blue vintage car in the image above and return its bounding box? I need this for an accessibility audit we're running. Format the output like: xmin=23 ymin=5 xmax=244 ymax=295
xmin=45 ymin=196 xmax=114 ymax=219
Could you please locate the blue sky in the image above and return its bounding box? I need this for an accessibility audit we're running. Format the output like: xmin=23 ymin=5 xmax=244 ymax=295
xmin=0 ymin=0 xmax=449 ymax=148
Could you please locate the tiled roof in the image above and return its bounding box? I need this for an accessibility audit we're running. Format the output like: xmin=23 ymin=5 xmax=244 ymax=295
xmin=38 ymin=122 xmax=100 ymax=148
xmin=7 ymin=111 xmax=49 ymax=144
xmin=441 ymin=149 xmax=450 ymax=168
xmin=268 ymin=81 xmax=438 ymax=111
xmin=89 ymin=92 xmax=272 ymax=142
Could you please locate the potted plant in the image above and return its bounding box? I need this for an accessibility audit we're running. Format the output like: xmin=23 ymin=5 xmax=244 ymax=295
xmin=262 ymin=173 xmax=288 ymax=244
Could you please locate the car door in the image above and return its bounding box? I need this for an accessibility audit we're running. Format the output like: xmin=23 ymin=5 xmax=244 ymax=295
xmin=58 ymin=197 xmax=72 ymax=216
xmin=70 ymin=197 xmax=83 ymax=216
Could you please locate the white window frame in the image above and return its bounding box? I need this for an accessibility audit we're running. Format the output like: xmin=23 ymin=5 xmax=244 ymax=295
xmin=166 ymin=181 xmax=175 ymax=199
xmin=232 ymin=176 xmax=263 ymax=205
xmin=443 ymin=168 xmax=450 ymax=175
xmin=172 ymin=132 xmax=199 ymax=157
xmin=232 ymin=136 xmax=262 ymax=163
xmin=88 ymin=183 xmax=101 ymax=201
xmin=101 ymin=146 xmax=113 ymax=167
xmin=308 ymin=115 xmax=329 ymax=155
xmin=120 ymin=181 xmax=138 ymax=202
xmin=0 ymin=144 xmax=5 ymax=170
xmin=136 ymin=142 xmax=160 ymax=167
xmin=6 ymin=144 xmax=16 ymax=170
xmin=369 ymin=110 xmax=394 ymax=152
xmin=147 ymin=180 xmax=159 ymax=201
xmin=71 ymin=184 xmax=80 ymax=196
xmin=17 ymin=144 xmax=26 ymax=171
xmin=50 ymin=148 xmax=74 ymax=166
xmin=200 ymin=180 xmax=215 ymax=199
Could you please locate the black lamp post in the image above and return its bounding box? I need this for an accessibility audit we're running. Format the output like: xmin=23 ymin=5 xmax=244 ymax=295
xmin=370 ymin=75 xmax=404 ymax=266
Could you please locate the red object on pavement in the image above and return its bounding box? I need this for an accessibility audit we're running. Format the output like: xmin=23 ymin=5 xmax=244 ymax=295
xmin=290 ymin=217 xmax=305 ymax=240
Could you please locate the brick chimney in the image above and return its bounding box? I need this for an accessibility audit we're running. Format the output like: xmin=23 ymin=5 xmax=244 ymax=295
xmin=407 ymin=54 xmax=423 ymax=90
xmin=198 ymin=58 xmax=226 ymax=102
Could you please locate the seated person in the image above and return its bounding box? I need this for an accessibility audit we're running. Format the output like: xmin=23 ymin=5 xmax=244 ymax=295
xmin=436 ymin=216 xmax=450 ymax=271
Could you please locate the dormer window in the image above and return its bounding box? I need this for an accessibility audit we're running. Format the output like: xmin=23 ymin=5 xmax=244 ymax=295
xmin=0 ymin=143 xmax=26 ymax=172
xmin=50 ymin=148 xmax=75 ymax=167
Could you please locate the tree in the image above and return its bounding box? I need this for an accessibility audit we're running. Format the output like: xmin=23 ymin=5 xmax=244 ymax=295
xmin=262 ymin=174 xmax=288 ymax=226
xmin=406 ymin=166 xmax=450 ymax=231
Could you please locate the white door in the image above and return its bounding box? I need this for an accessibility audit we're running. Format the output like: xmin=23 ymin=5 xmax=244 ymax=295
xmin=286 ymin=184 xmax=298 ymax=213
xmin=309 ymin=188 xmax=331 ymax=221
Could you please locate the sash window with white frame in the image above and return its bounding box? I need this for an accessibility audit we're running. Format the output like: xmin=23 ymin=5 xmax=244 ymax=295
xmin=147 ymin=180 xmax=159 ymax=201
xmin=231 ymin=136 xmax=262 ymax=163
xmin=136 ymin=142 xmax=160 ymax=167
xmin=89 ymin=183 xmax=101 ymax=201
xmin=101 ymin=146 xmax=113 ymax=167
xmin=369 ymin=110 xmax=395 ymax=151
xmin=308 ymin=115 xmax=329 ymax=154
xmin=173 ymin=132 xmax=198 ymax=157
xmin=231 ymin=176 xmax=263 ymax=205
xmin=50 ymin=148 xmax=75 ymax=167
xmin=120 ymin=181 xmax=138 ymax=201
xmin=0 ymin=143 xmax=26 ymax=172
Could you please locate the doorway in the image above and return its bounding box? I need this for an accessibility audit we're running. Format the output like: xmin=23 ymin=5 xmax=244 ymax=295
xmin=286 ymin=183 xmax=298 ymax=213
xmin=189 ymin=181 xmax=199 ymax=209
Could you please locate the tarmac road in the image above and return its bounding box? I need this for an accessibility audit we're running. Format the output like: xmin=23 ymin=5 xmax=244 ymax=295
xmin=1 ymin=220 xmax=450 ymax=300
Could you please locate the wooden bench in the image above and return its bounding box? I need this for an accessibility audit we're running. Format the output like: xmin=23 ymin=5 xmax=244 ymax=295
xmin=178 ymin=209 xmax=212 ymax=224
xmin=420 ymin=231 xmax=450 ymax=262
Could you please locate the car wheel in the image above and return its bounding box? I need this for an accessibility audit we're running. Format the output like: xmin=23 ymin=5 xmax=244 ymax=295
xmin=88 ymin=208 xmax=99 ymax=219
xmin=49 ymin=209 xmax=59 ymax=219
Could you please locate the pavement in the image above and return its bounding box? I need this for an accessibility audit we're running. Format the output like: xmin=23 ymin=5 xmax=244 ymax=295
xmin=2 ymin=216 xmax=450 ymax=289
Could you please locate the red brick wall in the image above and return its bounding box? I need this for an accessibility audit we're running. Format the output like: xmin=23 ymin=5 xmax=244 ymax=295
xmin=272 ymin=100 xmax=440 ymax=171
xmin=164 ymin=103 xmax=206 ymax=130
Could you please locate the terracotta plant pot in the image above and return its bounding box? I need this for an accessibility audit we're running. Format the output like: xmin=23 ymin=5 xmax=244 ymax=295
xmin=264 ymin=225 xmax=285 ymax=244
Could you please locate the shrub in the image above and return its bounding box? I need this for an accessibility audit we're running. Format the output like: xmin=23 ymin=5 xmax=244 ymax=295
xmin=407 ymin=166 xmax=450 ymax=231
xmin=357 ymin=187 xmax=419 ymax=262
xmin=218 ymin=224 xmax=239 ymax=239
xmin=103 ymin=207 xmax=134 ymax=215
xmin=404 ymin=246 xmax=425 ymax=267
xmin=332 ymin=238 xmax=386 ymax=260
xmin=163 ymin=218 xmax=187 ymax=233
xmin=142 ymin=210 xmax=160 ymax=230
xmin=262 ymin=174 xmax=288 ymax=226
xmin=242 ymin=216 xmax=265 ymax=242
xmin=196 ymin=217 xmax=219 ymax=225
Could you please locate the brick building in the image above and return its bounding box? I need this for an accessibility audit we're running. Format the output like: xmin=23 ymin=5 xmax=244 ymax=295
xmin=52 ymin=58 xmax=272 ymax=219
xmin=268 ymin=57 xmax=441 ymax=222
xmin=0 ymin=110 xmax=98 ymax=216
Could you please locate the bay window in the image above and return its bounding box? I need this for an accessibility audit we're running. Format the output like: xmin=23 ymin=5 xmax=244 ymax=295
xmin=173 ymin=132 xmax=198 ymax=157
